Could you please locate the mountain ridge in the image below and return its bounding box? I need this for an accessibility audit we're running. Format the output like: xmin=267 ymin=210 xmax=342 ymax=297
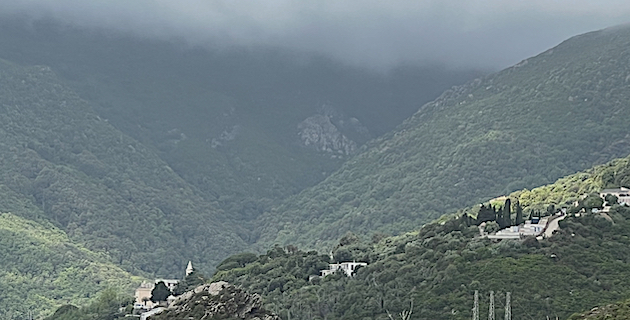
xmin=253 ymin=24 xmax=630 ymax=251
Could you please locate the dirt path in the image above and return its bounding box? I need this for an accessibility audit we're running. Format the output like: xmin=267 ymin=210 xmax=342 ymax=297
xmin=544 ymin=215 xmax=566 ymax=238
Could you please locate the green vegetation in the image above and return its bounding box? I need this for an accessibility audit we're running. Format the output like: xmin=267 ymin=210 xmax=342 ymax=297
xmin=0 ymin=17 xmax=480 ymax=224
xmin=151 ymin=281 xmax=172 ymax=303
xmin=173 ymin=269 xmax=209 ymax=296
xmin=215 ymin=206 xmax=630 ymax=320
xmin=151 ymin=284 xmax=280 ymax=320
xmin=215 ymin=152 xmax=630 ymax=319
xmin=255 ymin=25 xmax=630 ymax=251
xmin=44 ymin=288 xmax=133 ymax=320
xmin=0 ymin=57 xmax=249 ymax=278
xmin=4 ymin=15 xmax=630 ymax=320
xmin=568 ymin=298 xmax=630 ymax=319
xmin=0 ymin=213 xmax=140 ymax=319
xmin=513 ymin=155 xmax=630 ymax=213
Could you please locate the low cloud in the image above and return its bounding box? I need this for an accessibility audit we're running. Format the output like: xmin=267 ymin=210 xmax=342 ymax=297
xmin=3 ymin=0 xmax=630 ymax=69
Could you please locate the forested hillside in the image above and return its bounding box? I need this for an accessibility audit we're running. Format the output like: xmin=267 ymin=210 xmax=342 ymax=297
xmin=0 ymin=58 xmax=248 ymax=276
xmin=0 ymin=213 xmax=140 ymax=319
xmin=255 ymin=25 xmax=630 ymax=250
xmin=215 ymin=152 xmax=630 ymax=320
xmin=0 ymin=17 xmax=481 ymax=223
xmin=568 ymin=298 xmax=630 ymax=319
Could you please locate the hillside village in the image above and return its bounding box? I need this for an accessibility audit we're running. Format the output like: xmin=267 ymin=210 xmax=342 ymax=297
xmin=127 ymin=187 xmax=630 ymax=320
xmin=134 ymin=262 xmax=194 ymax=313
xmin=484 ymin=187 xmax=630 ymax=240
xmin=134 ymin=259 xmax=370 ymax=319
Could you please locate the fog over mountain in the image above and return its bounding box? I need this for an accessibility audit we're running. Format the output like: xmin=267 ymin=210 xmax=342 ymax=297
xmin=2 ymin=0 xmax=630 ymax=69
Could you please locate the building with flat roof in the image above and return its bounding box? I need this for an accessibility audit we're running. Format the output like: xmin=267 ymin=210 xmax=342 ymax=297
xmin=134 ymin=262 xmax=193 ymax=310
xmin=320 ymin=262 xmax=367 ymax=277
xmin=487 ymin=218 xmax=547 ymax=240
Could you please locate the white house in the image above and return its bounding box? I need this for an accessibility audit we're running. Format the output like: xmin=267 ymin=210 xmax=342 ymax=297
xmin=134 ymin=262 xmax=194 ymax=310
xmin=487 ymin=218 xmax=547 ymax=240
xmin=320 ymin=262 xmax=367 ymax=277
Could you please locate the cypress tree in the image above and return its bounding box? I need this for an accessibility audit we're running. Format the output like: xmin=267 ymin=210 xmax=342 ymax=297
xmin=503 ymin=198 xmax=512 ymax=227
xmin=515 ymin=201 xmax=524 ymax=225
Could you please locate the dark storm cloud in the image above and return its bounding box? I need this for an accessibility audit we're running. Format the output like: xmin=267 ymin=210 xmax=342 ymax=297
xmin=2 ymin=0 xmax=630 ymax=69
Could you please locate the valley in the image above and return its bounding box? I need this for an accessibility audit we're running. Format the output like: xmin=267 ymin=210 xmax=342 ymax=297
xmin=1 ymin=12 xmax=630 ymax=320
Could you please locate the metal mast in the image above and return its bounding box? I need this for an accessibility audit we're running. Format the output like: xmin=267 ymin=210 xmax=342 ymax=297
xmin=504 ymin=292 xmax=511 ymax=320
xmin=488 ymin=291 xmax=495 ymax=320
xmin=473 ymin=290 xmax=479 ymax=320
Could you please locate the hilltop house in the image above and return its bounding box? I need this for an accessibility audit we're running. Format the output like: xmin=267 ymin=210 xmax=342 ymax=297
xmin=320 ymin=261 xmax=367 ymax=277
xmin=134 ymin=261 xmax=195 ymax=310
xmin=487 ymin=218 xmax=547 ymax=240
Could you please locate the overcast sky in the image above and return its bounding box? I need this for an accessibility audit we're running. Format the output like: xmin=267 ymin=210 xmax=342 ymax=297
xmin=2 ymin=0 xmax=630 ymax=70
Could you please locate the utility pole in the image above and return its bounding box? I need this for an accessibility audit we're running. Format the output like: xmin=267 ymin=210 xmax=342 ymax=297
xmin=488 ymin=291 xmax=495 ymax=320
xmin=504 ymin=292 xmax=511 ymax=320
xmin=473 ymin=290 xmax=479 ymax=320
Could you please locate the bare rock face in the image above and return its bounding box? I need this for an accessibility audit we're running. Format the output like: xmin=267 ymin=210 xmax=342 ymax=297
xmin=298 ymin=114 xmax=357 ymax=155
xmin=151 ymin=282 xmax=279 ymax=320
xmin=297 ymin=105 xmax=369 ymax=156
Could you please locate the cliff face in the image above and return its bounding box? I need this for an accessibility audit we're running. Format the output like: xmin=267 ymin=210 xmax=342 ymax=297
xmin=151 ymin=282 xmax=280 ymax=320
xmin=297 ymin=105 xmax=370 ymax=157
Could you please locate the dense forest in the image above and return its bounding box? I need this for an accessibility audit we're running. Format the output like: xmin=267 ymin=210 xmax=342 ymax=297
xmin=213 ymin=153 xmax=630 ymax=320
xmin=0 ymin=17 xmax=481 ymax=227
xmin=0 ymin=19 xmax=479 ymax=318
xmin=0 ymin=213 xmax=139 ymax=319
xmin=254 ymin=25 xmax=630 ymax=251
xmin=0 ymin=58 xmax=250 ymax=277
xmin=568 ymin=298 xmax=630 ymax=319
xmin=2 ymin=14 xmax=630 ymax=320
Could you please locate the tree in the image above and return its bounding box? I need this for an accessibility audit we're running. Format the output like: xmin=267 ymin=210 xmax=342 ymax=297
xmin=484 ymin=221 xmax=500 ymax=234
xmin=174 ymin=270 xmax=207 ymax=295
xmin=476 ymin=204 xmax=496 ymax=224
xmin=498 ymin=198 xmax=512 ymax=228
xmin=582 ymin=194 xmax=604 ymax=211
xmin=151 ymin=281 xmax=171 ymax=303
xmin=503 ymin=198 xmax=512 ymax=227
xmin=605 ymin=194 xmax=618 ymax=206
xmin=515 ymin=201 xmax=524 ymax=225
xmin=216 ymin=252 xmax=258 ymax=271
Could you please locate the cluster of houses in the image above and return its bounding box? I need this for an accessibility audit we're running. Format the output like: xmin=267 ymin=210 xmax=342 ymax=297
xmin=486 ymin=216 xmax=554 ymax=240
xmin=134 ymin=261 xmax=194 ymax=310
xmin=129 ymin=187 xmax=629 ymax=316
xmin=487 ymin=187 xmax=629 ymax=240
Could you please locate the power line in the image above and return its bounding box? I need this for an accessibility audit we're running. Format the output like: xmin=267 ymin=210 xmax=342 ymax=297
xmin=473 ymin=290 xmax=479 ymax=320
xmin=504 ymin=292 xmax=511 ymax=320
xmin=489 ymin=291 xmax=495 ymax=320
xmin=471 ymin=291 xmax=510 ymax=320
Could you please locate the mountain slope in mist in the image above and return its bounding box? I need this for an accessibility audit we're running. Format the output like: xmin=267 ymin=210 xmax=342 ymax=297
xmin=255 ymin=25 xmax=630 ymax=250
xmin=0 ymin=17 xmax=482 ymax=223
xmin=0 ymin=58 xmax=249 ymax=276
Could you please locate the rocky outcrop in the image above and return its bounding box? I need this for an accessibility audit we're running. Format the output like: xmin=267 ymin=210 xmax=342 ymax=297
xmin=297 ymin=105 xmax=369 ymax=156
xmin=298 ymin=114 xmax=357 ymax=155
xmin=150 ymin=282 xmax=279 ymax=320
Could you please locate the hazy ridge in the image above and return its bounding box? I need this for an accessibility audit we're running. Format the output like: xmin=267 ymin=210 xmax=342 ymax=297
xmin=254 ymin=25 xmax=630 ymax=250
